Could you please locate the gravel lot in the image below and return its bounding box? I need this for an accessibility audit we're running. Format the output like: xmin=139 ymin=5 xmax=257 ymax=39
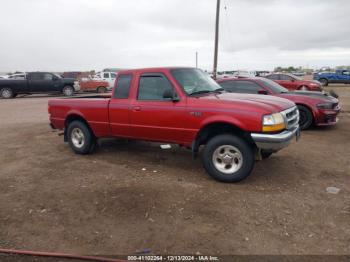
xmin=0 ymin=86 xmax=349 ymax=257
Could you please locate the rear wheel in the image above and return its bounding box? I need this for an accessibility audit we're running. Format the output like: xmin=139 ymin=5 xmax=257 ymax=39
xmin=297 ymin=105 xmax=313 ymax=130
xmin=202 ymin=134 xmax=255 ymax=183
xmin=67 ymin=120 xmax=96 ymax=154
xmin=0 ymin=87 xmax=14 ymax=99
xmin=63 ymin=85 xmax=74 ymax=96
xmin=319 ymin=78 xmax=328 ymax=86
xmin=97 ymin=87 xmax=107 ymax=93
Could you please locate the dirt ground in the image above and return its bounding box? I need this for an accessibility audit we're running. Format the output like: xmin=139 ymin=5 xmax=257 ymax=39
xmin=0 ymin=86 xmax=349 ymax=258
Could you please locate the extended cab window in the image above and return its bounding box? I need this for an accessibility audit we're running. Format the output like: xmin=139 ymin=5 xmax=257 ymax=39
xmin=114 ymin=74 xmax=132 ymax=99
xmin=138 ymin=74 xmax=175 ymax=101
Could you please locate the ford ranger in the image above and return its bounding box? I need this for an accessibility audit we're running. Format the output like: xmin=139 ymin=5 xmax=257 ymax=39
xmin=48 ymin=67 xmax=300 ymax=182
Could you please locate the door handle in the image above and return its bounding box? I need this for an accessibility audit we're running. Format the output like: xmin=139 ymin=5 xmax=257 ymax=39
xmin=132 ymin=106 xmax=141 ymax=111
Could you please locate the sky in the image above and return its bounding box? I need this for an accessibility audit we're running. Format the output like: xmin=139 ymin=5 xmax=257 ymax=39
xmin=0 ymin=0 xmax=349 ymax=72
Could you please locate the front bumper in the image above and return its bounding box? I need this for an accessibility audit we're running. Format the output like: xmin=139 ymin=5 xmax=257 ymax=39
xmin=251 ymin=125 xmax=300 ymax=152
xmin=315 ymin=106 xmax=341 ymax=126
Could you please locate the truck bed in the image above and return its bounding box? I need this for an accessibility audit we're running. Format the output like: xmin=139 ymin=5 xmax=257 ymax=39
xmin=48 ymin=95 xmax=112 ymax=137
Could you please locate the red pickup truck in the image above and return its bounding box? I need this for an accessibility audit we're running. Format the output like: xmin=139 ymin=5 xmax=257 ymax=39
xmin=48 ymin=68 xmax=300 ymax=182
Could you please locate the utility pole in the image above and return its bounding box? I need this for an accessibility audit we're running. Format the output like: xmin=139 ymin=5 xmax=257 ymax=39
xmin=213 ymin=0 xmax=220 ymax=79
xmin=195 ymin=52 xmax=198 ymax=68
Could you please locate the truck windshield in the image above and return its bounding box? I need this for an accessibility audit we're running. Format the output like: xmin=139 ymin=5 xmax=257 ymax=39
xmin=171 ymin=68 xmax=223 ymax=96
xmin=259 ymin=78 xmax=289 ymax=94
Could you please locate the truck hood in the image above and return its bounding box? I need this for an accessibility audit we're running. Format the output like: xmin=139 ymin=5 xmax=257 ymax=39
xmin=196 ymin=92 xmax=295 ymax=113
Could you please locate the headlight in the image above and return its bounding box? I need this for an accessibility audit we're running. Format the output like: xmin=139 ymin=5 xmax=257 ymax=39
xmin=317 ymin=103 xmax=333 ymax=109
xmin=262 ymin=113 xmax=286 ymax=132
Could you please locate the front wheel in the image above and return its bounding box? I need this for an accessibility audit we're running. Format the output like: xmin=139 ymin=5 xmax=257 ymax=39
xmin=297 ymin=105 xmax=313 ymax=130
xmin=202 ymin=134 xmax=255 ymax=183
xmin=63 ymin=86 xmax=74 ymax=96
xmin=0 ymin=87 xmax=14 ymax=99
xmin=67 ymin=120 xmax=96 ymax=154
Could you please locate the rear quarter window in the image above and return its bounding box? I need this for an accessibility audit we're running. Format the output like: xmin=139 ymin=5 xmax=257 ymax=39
xmin=114 ymin=74 xmax=132 ymax=99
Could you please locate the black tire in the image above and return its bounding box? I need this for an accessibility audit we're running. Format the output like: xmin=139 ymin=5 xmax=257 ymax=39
xmin=202 ymin=134 xmax=255 ymax=183
xmin=319 ymin=78 xmax=328 ymax=86
xmin=67 ymin=120 xmax=96 ymax=154
xmin=97 ymin=87 xmax=107 ymax=93
xmin=297 ymin=105 xmax=313 ymax=130
xmin=261 ymin=151 xmax=273 ymax=159
xmin=63 ymin=85 xmax=74 ymax=96
xmin=0 ymin=87 xmax=14 ymax=99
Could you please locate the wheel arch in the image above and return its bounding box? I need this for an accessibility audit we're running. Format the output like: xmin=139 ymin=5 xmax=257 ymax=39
xmin=64 ymin=114 xmax=95 ymax=142
xmin=192 ymin=121 xmax=254 ymax=159
xmin=296 ymin=103 xmax=316 ymax=124
xmin=298 ymin=85 xmax=309 ymax=90
xmin=319 ymin=78 xmax=329 ymax=86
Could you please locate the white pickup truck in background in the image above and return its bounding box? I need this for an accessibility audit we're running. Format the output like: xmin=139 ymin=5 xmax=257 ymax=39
xmin=93 ymin=71 xmax=117 ymax=90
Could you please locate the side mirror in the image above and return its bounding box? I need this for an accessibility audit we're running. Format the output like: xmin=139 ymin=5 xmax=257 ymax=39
xmin=163 ymin=89 xmax=179 ymax=102
xmin=258 ymin=89 xmax=268 ymax=95
xmin=52 ymin=76 xmax=58 ymax=81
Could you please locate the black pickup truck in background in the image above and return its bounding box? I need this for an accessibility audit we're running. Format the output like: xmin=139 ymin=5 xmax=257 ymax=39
xmin=0 ymin=72 xmax=80 ymax=98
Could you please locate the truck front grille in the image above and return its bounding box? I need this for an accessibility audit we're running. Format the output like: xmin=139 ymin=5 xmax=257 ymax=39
xmin=282 ymin=106 xmax=299 ymax=130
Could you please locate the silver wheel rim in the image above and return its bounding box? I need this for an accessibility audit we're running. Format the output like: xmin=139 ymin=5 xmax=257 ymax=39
xmin=64 ymin=87 xmax=73 ymax=96
xmin=2 ymin=89 xmax=12 ymax=98
xmin=212 ymin=145 xmax=243 ymax=174
xmin=71 ymin=128 xmax=85 ymax=148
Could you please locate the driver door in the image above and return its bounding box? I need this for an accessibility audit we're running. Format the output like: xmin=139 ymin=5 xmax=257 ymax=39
xmin=129 ymin=73 xmax=186 ymax=143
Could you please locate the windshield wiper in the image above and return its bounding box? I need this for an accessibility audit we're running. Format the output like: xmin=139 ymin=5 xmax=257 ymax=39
xmin=189 ymin=88 xmax=225 ymax=96
xmin=189 ymin=90 xmax=214 ymax=96
xmin=213 ymin=88 xmax=225 ymax=93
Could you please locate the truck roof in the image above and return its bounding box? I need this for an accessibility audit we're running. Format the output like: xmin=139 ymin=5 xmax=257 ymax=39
xmin=117 ymin=67 xmax=196 ymax=75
